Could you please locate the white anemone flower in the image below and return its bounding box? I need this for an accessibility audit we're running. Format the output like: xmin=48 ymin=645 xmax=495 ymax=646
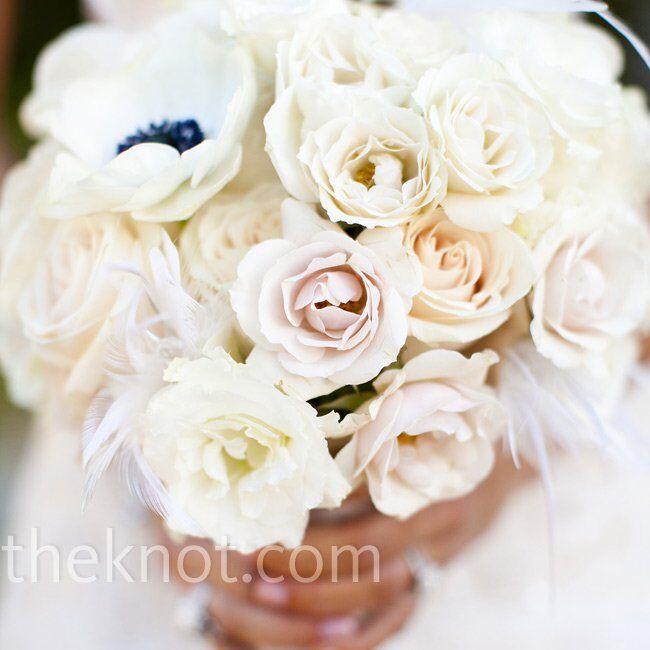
xmin=22 ymin=14 xmax=256 ymax=222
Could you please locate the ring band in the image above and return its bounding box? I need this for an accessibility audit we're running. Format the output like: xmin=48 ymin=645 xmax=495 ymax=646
xmin=174 ymin=583 xmax=218 ymax=638
xmin=405 ymin=547 xmax=444 ymax=594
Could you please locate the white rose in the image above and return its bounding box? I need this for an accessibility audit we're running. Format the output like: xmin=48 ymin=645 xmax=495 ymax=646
xmin=180 ymin=183 xmax=286 ymax=299
xmin=373 ymin=10 xmax=465 ymax=77
xmin=221 ymin=0 xmax=350 ymax=73
xmin=275 ymin=11 xmax=412 ymax=102
xmin=414 ymin=53 xmax=553 ymax=232
xmin=530 ymin=204 xmax=649 ymax=371
xmin=403 ymin=206 xmax=535 ymax=346
xmin=17 ymin=214 xmax=159 ymax=397
xmin=141 ymin=349 xmax=350 ymax=552
xmin=270 ymin=96 xmax=447 ymax=228
xmin=264 ymin=12 xmax=421 ymax=209
xmin=336 ymin=349 xmax=505 ymax=519
xmin=230 ymin=199 xmax=421 ymax=387
xmin=22 ymin=14 xmax=256 ymax=222
xmin=0 ymin=143 xmax=60 ymax=408
xmin=541 ymin=89 xmax=650 ymax=213
xmin=470 ymin=12 xmax=623 ymax=155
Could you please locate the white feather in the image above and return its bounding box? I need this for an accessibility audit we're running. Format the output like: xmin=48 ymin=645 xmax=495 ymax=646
xmin=496 ymin=341 xmax=650 ymax=469
xmin=81 ymin=232 xmax=231 ymax=534
xmin=495 ymin=340 xmax=650 ymax=590
xmin=118 ymin=445 xmax=203 ymax=536
xmin=599 ymin=10 xmax=650 ymax=73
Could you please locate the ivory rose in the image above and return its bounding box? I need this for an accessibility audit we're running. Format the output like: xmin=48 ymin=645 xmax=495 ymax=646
xmin=141 ymin=348 xmax=350 ymax=552
xmin=230 ymin=199 xmax=421 ymax=387
xmin=404 ymin=207 xmax=536 ymax=346
xmin=221 ymin=0 xmax=350 ymax=73
xmin=335 ymin=349 xmax=505 ymax=518
xmin=530 ymin=205 xmax=649 ymax=371
xmin=540 ymin=88 xmax=650 ymax=214
xmin=180 ymin=183 xmax=285 ymax=299
xmin=18 ymin=214 xmax=159 ymax=398
xmin=373 ymin=10 xmax=464 ymax=77
xmin=293 ymin=99 xmax=447 ymax=228
xmin=274 ymin=11 xmax=411 ymax=102
xmin=471 ymin=12 xmax=623 ymax=154
xmin=0 ymin=143 xmax=60 ymax=408
xmin=414 ymin=53 xmax=553 ymax=232
xmin=264 ymin=12 xmax=429 ymax=216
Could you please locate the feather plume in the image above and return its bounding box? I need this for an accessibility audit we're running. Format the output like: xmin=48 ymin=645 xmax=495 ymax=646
xmin=496 ymin=340 xmax=650 ymax=471
xmin=81 ymin=232 xmax=231 ymax=534
xmin=495 ymin=340 xmax=650 ymax=590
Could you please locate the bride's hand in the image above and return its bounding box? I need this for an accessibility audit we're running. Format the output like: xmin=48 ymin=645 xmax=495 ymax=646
xmin=171 ymin=454 xmax=530 ymax=649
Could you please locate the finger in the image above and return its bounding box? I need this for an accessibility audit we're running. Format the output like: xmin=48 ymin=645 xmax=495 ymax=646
xmin=208 ymin=591 xmax=359 ymax=648
xmin=408 ymin=456 xmax=533 ymax=566
xmin=252 ymin=554 xmax=414 ymax=616
xmin=314 ymin=591 xmax=417 ymax=650
xmin=162 ymin=530 xmax=259 ymax=597
xmin=642 ymin=336 xmax=650 ymax=363
xmin=310 ymin=487 xmax=375 ymax=525
xmin=417 ymin=526 xmax=467 ymax=566
xmin=403 ymin=498 xmax=470 ymax=546
xmin=258 ymin=513 xmax=394 ymax=579
xmin=417 ymin=463 xmax=526 ymax=566
xmin=210 ymin=634 xmax=251 ymax=650
xmin=262 ymin=505 xmax=461 ymax=580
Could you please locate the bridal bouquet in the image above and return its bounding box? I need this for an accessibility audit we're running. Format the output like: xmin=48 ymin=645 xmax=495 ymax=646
xmin=1 ymin=0 xmax=649 ymax=553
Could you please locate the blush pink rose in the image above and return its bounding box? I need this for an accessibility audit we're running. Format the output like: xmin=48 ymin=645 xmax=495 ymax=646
xmin=335 ymin=349 xmax=506 ymax=518
xmin=230 ymin=199 xmax=420 ymax=387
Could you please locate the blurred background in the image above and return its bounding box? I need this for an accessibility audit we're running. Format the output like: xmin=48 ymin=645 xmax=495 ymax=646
xmin=0 ymin=0 xmax=649 ymax=583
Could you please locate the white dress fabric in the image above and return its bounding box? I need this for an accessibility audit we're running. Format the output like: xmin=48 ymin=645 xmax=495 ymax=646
xmin=1 ymin=382 xmax=649 ymax=649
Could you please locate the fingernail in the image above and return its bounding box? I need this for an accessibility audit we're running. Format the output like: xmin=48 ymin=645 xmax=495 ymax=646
xmin=252 ymin=580 xmax=289 ymax=606
xmin=318 ymin=616 xmax=359 ymax=640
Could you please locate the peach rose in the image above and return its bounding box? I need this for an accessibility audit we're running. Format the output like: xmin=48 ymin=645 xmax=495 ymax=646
xmin=404 ymin=206 xmax=535 ymax=346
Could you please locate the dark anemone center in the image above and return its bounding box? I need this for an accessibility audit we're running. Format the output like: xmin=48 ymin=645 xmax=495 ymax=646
xmin=116 ymin=119 xmax=205 ymax=155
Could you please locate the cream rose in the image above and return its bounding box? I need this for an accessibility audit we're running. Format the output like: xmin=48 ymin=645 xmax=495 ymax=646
xmin=373 ymin=10 xmax=464 ymax=77
xmin=17 ymin=214 xmax=158 ymax=397
xmin=541 ymin=88 xmax=650 ymax=214
xmin=275 ymin=11 xmax=412 ymax=102
xmin=414 ymin=53 xmax=553 ymax=232
xmin=180 ymin=183 xmax=286 ymax=299
xmin=530 ymin=205 xmax=649 ymax=371
xmin=336 ymin=349 xmax=505 ymax=519
xmin=471 ymin=12 xmax=623 ymax=154
xmin=230 ymin=199 xmax=421 ymax=387
xmin=295 ymin=100 xmax=447 ymax=228
xmin=404 ymin=207 xmax=535 ymax=346
xmin=0 ymin=143 xmax=60 ymax=408
xmin=264 ymin=11 xmax=422 ymax=210
xmin=141 ymin=348 xmax=349 ymax=552
xmin=221 ymin=0 xmax=350 ymax=73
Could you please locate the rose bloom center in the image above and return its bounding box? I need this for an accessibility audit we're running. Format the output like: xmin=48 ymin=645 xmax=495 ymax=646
xmin=286 ymin=262 xmax=372 ymax=339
